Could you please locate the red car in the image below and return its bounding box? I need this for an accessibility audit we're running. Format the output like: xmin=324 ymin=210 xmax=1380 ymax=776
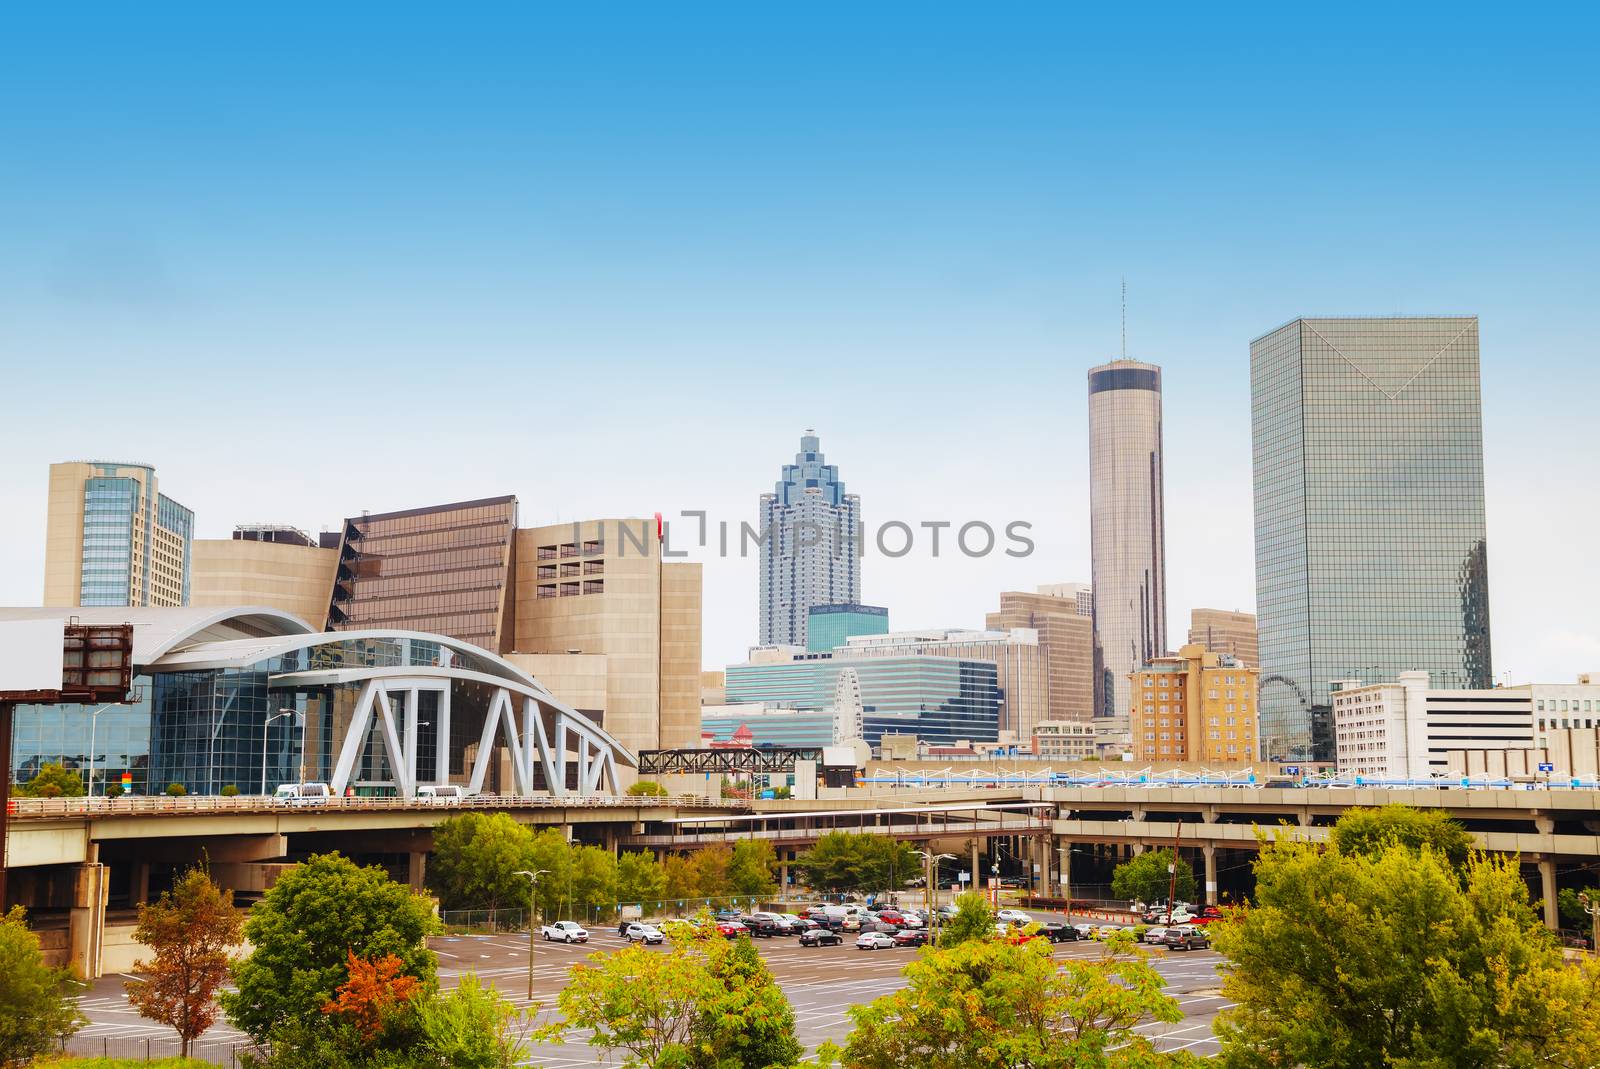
xmin=874 ymin=910 xmax=907 ymax=927
xmin=715 ymin=921 xmax=748 ymax=939
xmin=1191 ymin=905 xmax=1225 ymax=926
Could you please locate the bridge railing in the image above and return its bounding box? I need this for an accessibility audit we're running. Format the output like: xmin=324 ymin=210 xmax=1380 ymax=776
xmin=6 ymin=792 xmax=742 ymax=819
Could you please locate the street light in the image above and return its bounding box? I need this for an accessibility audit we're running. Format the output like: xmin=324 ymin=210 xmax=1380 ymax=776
xmin=83 ymin=703 xmax=115 ymax=797
xmin=261 ymin=710 xmax=295 ymax=796
xmin=514 ymin=869 xmax=550 ymax=1001
xmin=913 ymin=850 xmax=956 ymax=930
xmin=1579 ymin=892 xmax=1599 ymax=953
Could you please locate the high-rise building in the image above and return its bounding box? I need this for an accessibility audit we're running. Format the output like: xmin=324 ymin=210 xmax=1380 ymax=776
xmin=512 ymin=518 xmax=701 ymax=754
xmin=806 ymin=603 xmax=888 ymax=652
xmin=1129 ymin=644 xmax=1258 ymax=766
xmin=191 ymin=526 xmax=339 ymax=627
xmin=326 ymin=497 xmax=518 ymax=651
xmin=841 ymin=628 xmax=1045 ymax=741
xmin=1188 ymin=609 xmax=1258 ymax=667
xmin=44 ymin=461 xmax=194 ymax=608
xmin=1251 ymin=316 xmax=1492 ymax=762
xmin=758 ymin=430 xmax=860 ymax=648
xmin=1087 ymin=362 xmax=1167 ymax=732
xmin=986 ymin=588 xmax=1096 ymax=726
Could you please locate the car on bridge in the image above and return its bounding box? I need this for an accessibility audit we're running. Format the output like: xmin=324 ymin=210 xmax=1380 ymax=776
xmin=541 ymin=921 xmax=589 ymax=943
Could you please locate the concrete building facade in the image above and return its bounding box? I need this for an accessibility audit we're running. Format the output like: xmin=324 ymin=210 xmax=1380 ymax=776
xmin=1031 ymin=719 xmax=1096 ymax=759
xmin=1129 ymin=644 xmax=1259 ymax=765
xmin=190 ymin=527 xmax=338 ymax=628
xmin=44 ymin=461 xmax=194 ymax=608
xmin=1087 ymin=362 xmax=1167 ymax=734
xmin=758 ymin=431 xmax=861 ymax=648
xmin=1188 ymin=608 xmax=1258 ymax=668
xmin=1331 ymin=671 xmax=1535 ymax=782
xmin=1252 ymin=317 xmax=1493 ymax=763
xmin=841 ymin=627 xmax=1045 ymax=742
xmin=985 ymin=588 xmax=1096 ymax=728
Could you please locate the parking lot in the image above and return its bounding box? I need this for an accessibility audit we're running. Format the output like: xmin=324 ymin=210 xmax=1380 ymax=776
xmin=71 ymin=911 xmax=1231 ymax=1064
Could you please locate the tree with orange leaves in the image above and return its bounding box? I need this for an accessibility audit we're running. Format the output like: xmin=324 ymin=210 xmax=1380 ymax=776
xmin=125 ymin=865 xmax=244 ymax=1058
xmin=321 ymin=951 xmax=423 ymax=1041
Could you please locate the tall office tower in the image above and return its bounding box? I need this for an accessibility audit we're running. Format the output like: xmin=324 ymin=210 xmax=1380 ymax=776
xmin=327 ymin=497 xmax=518 ymax=651
xmin=806 ymin=603 xmax=888 ymax=652
xmin=1087 ymin=361 xmax=1167 ymax=733
xmin=1251 ymin=316 xmax=1492 ymax=762
xmin=758 ymin=430 xmax=860 ymax=648
xmin=44 ymin=461 xmax=194 ymax=607
xmin=986 ymin=589 xmax=1096 ymax=725
xmin=1188 ymin=608 xmax=1259 ymax=667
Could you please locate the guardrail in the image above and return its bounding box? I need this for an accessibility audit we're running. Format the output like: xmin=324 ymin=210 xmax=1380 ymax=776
xmin=6 ymin=792 xmax=745 ymax=819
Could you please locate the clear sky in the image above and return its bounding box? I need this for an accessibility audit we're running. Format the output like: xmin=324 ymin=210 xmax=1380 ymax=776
xmin=1 ymin=5 xmax=1595 ymax=681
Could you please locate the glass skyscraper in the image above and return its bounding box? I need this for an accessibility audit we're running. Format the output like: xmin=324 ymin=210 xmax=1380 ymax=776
xmin=45 ymin=461 xmax=194 ymax=608
xmin=1251 ymin=316 xmax=1493 ymax=762
xmin=1087 ymin=361 xmax=1167 ymax=734
xmin=806 ymin=603 xmax=888 ymax=652
xmin=758 ymin=431 xmax=861 ymax=647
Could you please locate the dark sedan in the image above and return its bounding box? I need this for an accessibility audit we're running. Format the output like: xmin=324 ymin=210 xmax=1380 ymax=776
xmin=892 ymin=928 xmax=930 ymax=948
xmin=799 ymin=928 xmax=843 ymax=947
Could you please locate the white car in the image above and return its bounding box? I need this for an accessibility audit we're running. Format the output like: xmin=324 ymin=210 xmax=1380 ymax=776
xmin=996 ymin=908 xmax=1033 ymax=926
xmin=1143 ymin=926 xmax=1170 ymax=945
xmin=541 ymin=921 xmax=589 ymax=943
xmin=623 ymin=923 xmax=663 ymax=944
xmin=855 ymin=931 xmax=896 ymax=951
xmin=1073 ymin=922 xmax=1097 ymax=939
xmin=1094 ymin=924 xmax=1125 ymax=940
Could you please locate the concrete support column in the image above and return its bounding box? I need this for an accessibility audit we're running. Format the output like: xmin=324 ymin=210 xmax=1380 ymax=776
xmin=1132 ymin=841 xmax=1145 ymax=856
xmin=1539 ymin=858 xmax=1559 ymax=930
xmin=407 ymin=851 xmax=427 ymax=892
xmin=971 ymin=838 xmax=980 ymax=893
xmin=780 ymin=861 xmax=790 ymax=893
xmin=1039 ymin=836 xmax=1052 ymax=897
xmin=131 ymin=862 xmax=150 ymax=907
xmin=69 ymin=844 xmax=108 ymax=981
xmin=1203 ymin=843 xmax=1218 ymax=905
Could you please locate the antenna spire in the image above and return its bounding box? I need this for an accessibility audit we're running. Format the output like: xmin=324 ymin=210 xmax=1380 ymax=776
xmin=1121 ymin=277 xmax=1127 ymax=359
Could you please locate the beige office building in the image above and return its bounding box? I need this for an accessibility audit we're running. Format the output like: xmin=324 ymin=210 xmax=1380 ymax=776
xmin=986 ymin=587 xmax=1096 ymax=725
xmin=512 ymin=518 xmax=701 ymax=755
xmin=44 ymin=461 xmax=194 ymax=608
xmin=1130 ymin=643 xmax=1259 ymax=765
xmin=1188 ymin=608 xmax=1258 ymax=667
xmin=191 ymin=527 xmax=338 ymax=627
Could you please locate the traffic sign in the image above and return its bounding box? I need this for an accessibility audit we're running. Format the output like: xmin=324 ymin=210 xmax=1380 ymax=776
xmin=1538 ymin=762 xmax=1555 ymax=773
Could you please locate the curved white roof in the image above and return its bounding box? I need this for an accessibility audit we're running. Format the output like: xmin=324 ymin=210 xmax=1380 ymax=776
xmin=0 ymin=606 xmax=315 ymax=666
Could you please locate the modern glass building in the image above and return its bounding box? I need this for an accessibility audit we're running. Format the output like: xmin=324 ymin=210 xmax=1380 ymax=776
xmin=700 ymin=708 xmax=836 ymax=749
xmin=44 ymin=462 xmax=194 ymax=609
xmin=758 ymin=431 xmax=861 ymax=648
xmin=805 ymin=603 xmax=888 ymax=652
xmin=1087 ymin=361 xmax=1167 ymax=733
xmin=723 ymin=653 xmax=1000 ymax=746
xmin=1251 ymin=316 xmax=1493 ymax=762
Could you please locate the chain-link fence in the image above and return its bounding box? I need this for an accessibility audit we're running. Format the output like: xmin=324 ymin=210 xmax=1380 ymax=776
xmin=61 ymin=1032 xmax=250 ymax=1067
xmin=439 ymin=907 xmax=525 ymax=932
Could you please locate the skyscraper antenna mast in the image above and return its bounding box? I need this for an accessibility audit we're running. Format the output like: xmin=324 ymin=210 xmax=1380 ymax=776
xmin=1121 ymin=277 xmax=1127 ymax=359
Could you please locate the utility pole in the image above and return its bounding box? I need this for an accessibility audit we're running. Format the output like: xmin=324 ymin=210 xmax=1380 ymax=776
xmin=514 ymin=869 xmax=549 ymax=1002
xmin=1166 ymin=821 xmax=1183 ymax=926
xmin=1580 ymin=892 xmax=1600 ymax=953
xmin=1057 ymin=843 xmax=1072 ymax=924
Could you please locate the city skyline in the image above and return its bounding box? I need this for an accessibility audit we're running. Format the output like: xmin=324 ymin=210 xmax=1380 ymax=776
xmin=1 ymin=9 xmax=1596 ymax=684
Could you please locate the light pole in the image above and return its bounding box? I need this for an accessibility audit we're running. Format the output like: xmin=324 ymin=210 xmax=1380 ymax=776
xmin=913 ymin=850 xmax=955 ymax=931
xmin=83 ymin=703 xmax=114 ymax=797
xmin=1580 ymin=892 xmax=1600 ymax=953
xmin=261 ymin=710 xmax=294 ymax=795
xmin=514 ymin=869 xmax=550 ymax=1001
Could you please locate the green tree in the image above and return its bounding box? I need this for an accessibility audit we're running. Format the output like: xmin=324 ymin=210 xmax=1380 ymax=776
xmin=571 ymin=844 xmax=620 ymax=922
xmin=687 ymin=844 xmax=734 ymax=900
xmin=526 ymin=828 xmax=576 ymax=923
xmin=825 ymin=929 xmax=1196 ymax=1068
xmin=729 ymin=840 xmax=778 ymax=899
xmin=18 ymin=761 xmax=84 ymax=798
xmin=126 ymin=865 xmax=245 ymax=1056
xmin=937 ymin=891 xmax=995 ymax=948
xmin=166 ymin=782 xmax=188 ymax=796
xmin=1558 ymin=885 xmax=1600 ymax=929
xmin=1329 ymin=803 xmax=1474 ymax=870
xmin=616 ymin=851 xmax=668 ymax=913
xmin=663 ymin=853 xmax=699 ymax=905
xmin=794 ymin=832 xmax=920 ymax=896
xmin=0 ymin=905 xmax=86 ymax=1067
xmin=222 ymin=852 xmax=438 ymax=1043
xmin=414 ymin=975 xmax=530 ymax=1069
xmin=626 ymin=780 xmax=671 ymax=797
xmin=694 ymin=932 xmax=802 ymax=1069
xmin=1212 ymin=818 xmax=1600 ymax=1069
xmin=1110 ymin=849 xmax=1194 ymax=906
xmin=428 ymin=812 xmax=537 ymax=912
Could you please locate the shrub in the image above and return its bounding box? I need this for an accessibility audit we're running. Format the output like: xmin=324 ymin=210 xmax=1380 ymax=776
xmin=105 ymin=783 xmax=126 ymax=799
xmin=220 ymin=785 xmax=240 ymax=797
xmin=165 ymin=783 xmax=188 ymax=797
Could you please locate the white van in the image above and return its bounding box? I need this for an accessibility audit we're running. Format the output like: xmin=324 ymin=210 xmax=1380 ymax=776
xmin=274 ymin=782 xmax=332 ymax=806
xmin=416 ymin=784 xmax=472 ymax=803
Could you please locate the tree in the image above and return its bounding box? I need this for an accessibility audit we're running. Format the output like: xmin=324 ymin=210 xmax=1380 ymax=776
xmin=729 ymin=839 xmax=778 ymax=898
xmin=1212 ymin=815 xmax=1600 ymax=1069
xmin=222 ymin=852 xmax=438 ymax=1043
xmin=1329 ymin=803 xmax=1473 ymax=870
xmin=571 ymin=844 xmax=620 ymax=922
xmin=794 ymin=832 xmax=921 ymax=896
xmin=525 ymin=828 xmax=576 ymax=923
xmin=1111 ymin=849 xmax=1194 ymax=907
xmin=694 ymin=932 xmax=802 ymax=1069
xmin=321 ymin=951 xmax=423 ymax=1041
xmin=825 ymin=929 xmax=1197 ymax=1068
xmin=429 ymin=812 xmax=537 ymax=913
xmin=414 ymin=975 xmax=530 ymax=1069
xmin=687 ymin=844 xmax=734 ymax=901
xmin=0 ymin=906 xmax=85 ymax=1067
xmin=166 ymin=782 xmax=188 ymax=796
xmin=616 ymin=851 xmax=668 ymax=913
xmin=18 ymin=761 xmax=84 ymax=798
xmin=125 ymin=864 xmax=245 ymax=1056
xmin=937 ymin=891 xmax=996 ymax=948
xmin=626 ymin=780 xmax=671 ymax=797
xmin=1558 ymin=885 xmax=1600 ymax=930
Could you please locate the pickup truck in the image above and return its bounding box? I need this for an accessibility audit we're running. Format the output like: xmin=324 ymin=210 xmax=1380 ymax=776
xmin=1037 ymin=922 xmax=1082 ymax=942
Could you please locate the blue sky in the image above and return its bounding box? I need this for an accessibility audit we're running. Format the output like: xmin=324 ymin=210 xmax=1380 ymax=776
xmin=1 ymin=5 xmax=1596 ymax=679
